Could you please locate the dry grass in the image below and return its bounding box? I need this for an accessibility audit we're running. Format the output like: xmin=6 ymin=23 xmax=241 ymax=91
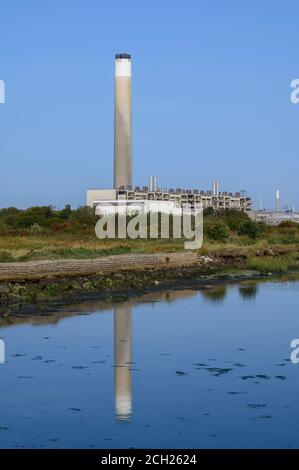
xmin=0 ymin=234 xmax=186 ymax=262
xmin=1 ymin=232 xmax=299 ymax=264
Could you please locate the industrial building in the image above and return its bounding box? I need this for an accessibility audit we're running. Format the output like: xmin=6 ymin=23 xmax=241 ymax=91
xmin=248 ymin=191 xmax=299 ymax=225
xmin=88 ymin=184 xmax=252 ymax=212
xmin=87 ymin=53 xmax=252 ymax=213
xmin=250 ymin=210 xmax=299 ymax=226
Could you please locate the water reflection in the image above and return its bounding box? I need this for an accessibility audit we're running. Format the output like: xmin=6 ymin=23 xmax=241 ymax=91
xmin=0 ymin=277 xmax=296 ymax=428
xmin=114 ymin=305 xmax=132 ymax=421
xmin=239 ymin=284 xmax=258 ymax=300
xmin=201 ymin=285 xmax=227 ymax=303
xmin=112 ymin=290 xmax=200 ymax=421
xmin=1 ymin=275 xmax=299 ymax=448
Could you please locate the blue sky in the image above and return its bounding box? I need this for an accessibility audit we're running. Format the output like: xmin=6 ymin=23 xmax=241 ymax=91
xmin=0 ymin=0 xmax=298 ymax=209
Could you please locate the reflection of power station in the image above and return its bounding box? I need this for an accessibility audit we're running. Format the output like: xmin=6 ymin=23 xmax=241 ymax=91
xmin=114 ymin=305 xmax=132 ymax=421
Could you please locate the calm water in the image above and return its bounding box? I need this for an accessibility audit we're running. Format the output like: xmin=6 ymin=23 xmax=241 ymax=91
xmin=0 ymin=278 xmax=299 ymax=448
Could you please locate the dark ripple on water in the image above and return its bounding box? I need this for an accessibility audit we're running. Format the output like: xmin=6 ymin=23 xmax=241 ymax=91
xmin=247 ymin=404 xmax=267 ymax=409
xmin=176 ymin=371 xmax=189 ymax=376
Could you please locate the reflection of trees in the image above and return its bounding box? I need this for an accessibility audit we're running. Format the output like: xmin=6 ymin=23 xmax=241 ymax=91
xmin=239 ymin=284 xmax=258 ymax=300
xmin=201 ymin=285 xmax=227 ymax=303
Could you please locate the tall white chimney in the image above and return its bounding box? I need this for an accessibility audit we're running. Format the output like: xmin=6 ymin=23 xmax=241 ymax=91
xmin=212 ymin=180 xmax=219 ymax=196
xmin=275 ymin=190 xmax=280 ymax=212
xmin=114 ymin=53 xmax=132 ymax=190
xmin=149 ymin=176 xmax=157 ymax=192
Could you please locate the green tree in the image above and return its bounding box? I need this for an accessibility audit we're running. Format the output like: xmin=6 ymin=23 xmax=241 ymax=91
xmin=71 ymin=206 xmax=98 ymax=226
xmin=59 ymin=204 xmax=72 ymax=220
xmin=14 ymin=206 xmax=55 ymax=228
xmin=217 ymin=208 xmax=249 ymax=231
xmin=0 ymin=207 xmax=21 ymax=227
xmin=238 ymin=220 xmax=258 ymax=239
xmin=203 ymin=206 xmax=214 ymax=217
xmin=206 ymin=222 xmax=229 ymax=241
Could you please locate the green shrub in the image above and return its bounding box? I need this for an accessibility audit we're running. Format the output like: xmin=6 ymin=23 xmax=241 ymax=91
xmin=216 ymin=209 xmax=249 ymax=231
xmin=30 ymin=223 xmax=44 ymax=233
xmin=206 ymin=222 xmax=229 ymax=241
xmin=0 ymin=222 xmax=9 ymax=234
xmin=0 ymin=250 xmax=14 ymax=262
xmin=278 ymin=221 xmax=299 ymax=229
xmin=203 ymin=207 xmax=214 ymax=217
xmin=238 ymin=220 xmax=258 ymax=239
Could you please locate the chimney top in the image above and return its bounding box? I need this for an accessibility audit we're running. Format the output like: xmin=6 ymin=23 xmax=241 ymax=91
xmin=115 ymin=53 xmax=131 ymax=60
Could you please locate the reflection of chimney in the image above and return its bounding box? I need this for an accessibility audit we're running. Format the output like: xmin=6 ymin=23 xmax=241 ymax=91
xmin=275 ymin=190 xmax=280 ymax=212
xmin=114 ymin=305 xmax=132 ymax=421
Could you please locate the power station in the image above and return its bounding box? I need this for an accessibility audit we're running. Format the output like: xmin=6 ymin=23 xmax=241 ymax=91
xmin=87 ymin=53 xmax=252 ymax=212
xmin=250 ymin=189 xmax=299 ymax=225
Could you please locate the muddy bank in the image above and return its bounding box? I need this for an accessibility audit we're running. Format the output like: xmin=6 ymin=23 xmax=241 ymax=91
xmin=0 ymin=250 xmax=296 ymax=316
xmin=0 ymin=252 xmax=220 ymax=313
xmin=0 ymin=262 xmax=261 ymax=316
xmin=0 ymin=252 xmax=208 ymax=281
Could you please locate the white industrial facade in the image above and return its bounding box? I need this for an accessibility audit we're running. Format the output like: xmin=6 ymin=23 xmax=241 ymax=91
xmin=87 ymin=187 xmax=252 ymax=212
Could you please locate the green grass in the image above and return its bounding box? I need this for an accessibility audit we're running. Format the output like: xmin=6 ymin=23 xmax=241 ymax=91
xmin=246 ymin=254 xmax=299 ymax=273
xmin=17 ymin=246 xmax=133 ymax=262
xmin=0 ymin=235 xmax=185 ymax=262
xmin=0 ymin=250 xmax=15 ymax=263
xmin=2 ymin=206 xmax=299 ymax=263
xmin=1 ymin=210 xmax=299 ymax=265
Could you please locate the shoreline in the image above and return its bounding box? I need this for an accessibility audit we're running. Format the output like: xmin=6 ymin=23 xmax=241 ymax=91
xmin=0 ymin=250 xmax=295 ymax=316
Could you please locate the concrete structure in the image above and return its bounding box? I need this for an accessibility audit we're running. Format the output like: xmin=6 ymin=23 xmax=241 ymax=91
xmin=212 ymin=180 xmax=219 ymax=196
xmin=259 ymin=196 xmax=263 ymax=211
xmin=88 ymin=185 xmax=252 ymax=212
xmin=114 ymin=53 xmax=132 ymax=190
xmin=86 ymin=189 xmax=116 ymax=207
xmin=250 ymin=210 xmax=299 ymax=226
xmin=149 ymin=175 xmax=157 ymax=192
xmin=275 ymin=190 xmax=280 ymax=212
xmin=95 ymin=198 xmax=182 ymax=216
xmin=117 ymin=187 xmax=251 ymax=211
